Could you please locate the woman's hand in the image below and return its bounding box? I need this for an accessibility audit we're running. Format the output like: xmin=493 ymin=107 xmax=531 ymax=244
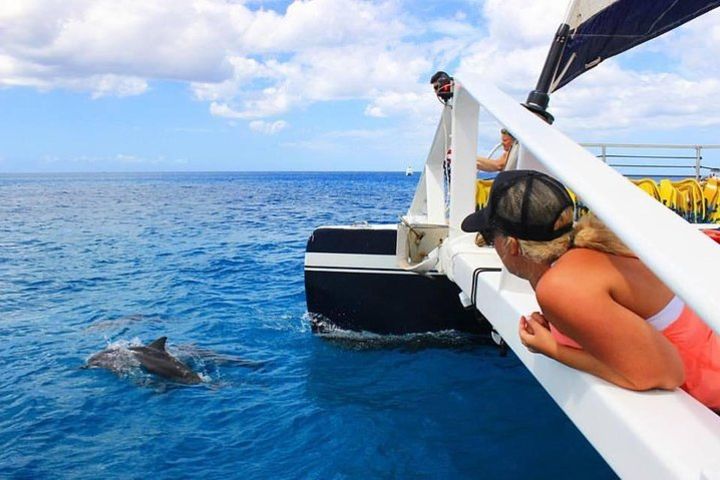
xmin=527 ymin=311 xmax=549 ymax=329
xmin=519 ymin=312 xmax=558 ymax=358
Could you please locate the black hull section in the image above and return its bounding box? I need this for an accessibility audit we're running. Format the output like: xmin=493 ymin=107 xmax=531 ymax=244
xmin=305 ymin=227 xmax=490 ymax=335
xmin=305 ymin=270 xmax=488 ymax=335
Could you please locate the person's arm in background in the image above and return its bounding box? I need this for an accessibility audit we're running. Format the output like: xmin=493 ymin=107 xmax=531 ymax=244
xmin=476 ymin=150 xmax=508 ymax=171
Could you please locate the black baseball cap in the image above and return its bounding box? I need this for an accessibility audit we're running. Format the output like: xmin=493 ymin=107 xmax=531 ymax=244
xmin=461 ymin=170 xmax=574 ymax=242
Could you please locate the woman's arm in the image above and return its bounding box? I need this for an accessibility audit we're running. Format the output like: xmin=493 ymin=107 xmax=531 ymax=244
xmin=519 ymin=313 xmax=676 ymax=390
xmin=532 ymin=270 xmax=685 ymax=391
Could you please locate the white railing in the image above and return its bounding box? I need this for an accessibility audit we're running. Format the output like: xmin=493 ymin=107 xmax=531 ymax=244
xmin=429 ymin=79 xmax=720 ymax=478
xmin=582 ymin=142 xmax=720 ymax=179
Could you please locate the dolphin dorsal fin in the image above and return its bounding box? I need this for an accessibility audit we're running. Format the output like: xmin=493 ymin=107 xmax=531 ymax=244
xmin=147 ymin=336 xmax=168 ymax=351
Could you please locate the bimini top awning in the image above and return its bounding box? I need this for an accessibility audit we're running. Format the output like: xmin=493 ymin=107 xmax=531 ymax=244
xmin=550 ymin=0 xmax=720 ymax=92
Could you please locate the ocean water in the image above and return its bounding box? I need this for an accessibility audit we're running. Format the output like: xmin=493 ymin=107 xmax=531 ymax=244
xmin=0 ymin=172 xmax=615 ymax=479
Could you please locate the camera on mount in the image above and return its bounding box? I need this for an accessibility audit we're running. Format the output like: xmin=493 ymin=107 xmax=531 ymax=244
xmin=430 ymin=71 xmax=454 ymax=103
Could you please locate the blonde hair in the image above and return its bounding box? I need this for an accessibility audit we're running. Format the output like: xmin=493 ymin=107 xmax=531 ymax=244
xmin=517 ymin=210 xmax=633 ymax=263
xmin=571 ymin=212 xmax=634 ymax=256
xmin=517 ymin=207 xmax=573 ymax=263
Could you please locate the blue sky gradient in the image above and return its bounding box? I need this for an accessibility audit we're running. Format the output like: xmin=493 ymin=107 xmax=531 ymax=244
xmin=1 ymin=0 xmax=719 ymax=172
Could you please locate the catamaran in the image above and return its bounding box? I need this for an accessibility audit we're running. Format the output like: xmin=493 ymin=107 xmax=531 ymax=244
xmin=304 ymin=1 xmax=720 ymax=476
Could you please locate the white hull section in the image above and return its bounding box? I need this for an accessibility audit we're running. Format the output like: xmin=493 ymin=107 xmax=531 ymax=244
xmin=305 ymin=252 xmax=440 ymax=276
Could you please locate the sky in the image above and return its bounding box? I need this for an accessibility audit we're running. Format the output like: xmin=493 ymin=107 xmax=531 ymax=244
xmin=1 ymin=0 xmax=719 ymax=173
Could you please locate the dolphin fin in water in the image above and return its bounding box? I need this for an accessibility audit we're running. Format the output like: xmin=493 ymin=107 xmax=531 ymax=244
xmin=87 ymin=337 xmax=203 ymax=385
xmin=146 ymin=336 xmax=168 ymax=351
xmin=129 ymin=336 xmax=202 ymax=384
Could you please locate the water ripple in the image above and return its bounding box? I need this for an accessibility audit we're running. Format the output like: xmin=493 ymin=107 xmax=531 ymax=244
xmin=0 ymin=172 xmax=613 ymax=479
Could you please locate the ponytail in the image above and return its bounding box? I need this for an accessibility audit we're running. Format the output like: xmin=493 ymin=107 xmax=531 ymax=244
xmin=516 ymin=210 xmax=634 ymax=263
xmin=571 ymin=213 xmax=634 ymax=257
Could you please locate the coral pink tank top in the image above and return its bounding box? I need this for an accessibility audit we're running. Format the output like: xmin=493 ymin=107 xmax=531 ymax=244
xmin=550 ymin=296 xmax=720 ymax=409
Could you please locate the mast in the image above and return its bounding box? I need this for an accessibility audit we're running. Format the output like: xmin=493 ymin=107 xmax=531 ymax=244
xmin=523 ymin=22 xmax=570 ymax=124
xmin=525 ymin=0 xmax=720 ymax=123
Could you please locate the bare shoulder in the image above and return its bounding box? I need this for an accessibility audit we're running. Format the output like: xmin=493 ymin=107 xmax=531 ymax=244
xmin=535 ymin=249 xmax=628 ymax=338
xmin=535 ymin=249 xmax=612 ymax=307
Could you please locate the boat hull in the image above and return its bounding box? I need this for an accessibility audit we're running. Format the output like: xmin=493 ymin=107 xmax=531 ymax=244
xmin=304 ymin=226 xmax=490 ymax=335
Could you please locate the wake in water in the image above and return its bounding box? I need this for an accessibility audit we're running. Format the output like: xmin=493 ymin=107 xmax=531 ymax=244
xmin=307 ymin=311 xmax=497 ymax=351
xmin=315 ymin=324 xmax=496 ymax=352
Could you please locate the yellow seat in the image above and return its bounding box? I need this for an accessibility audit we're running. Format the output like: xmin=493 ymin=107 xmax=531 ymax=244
xmin=676 ymin=188 xmax=693 ymax=220
xmin=672 ymin=179 xmax=705 ymax=222
xmin=703 ymin=177 xmax=720 ymax=223
xmin=632 ymin=178 xmax=661 ymax=201
xmin=475 ymin=179 xmax=493 ymax=209
xmin=703 ymin=177 xmax=719 ymax=208
xmin=658 ymin=179 xmax=680 ymax=212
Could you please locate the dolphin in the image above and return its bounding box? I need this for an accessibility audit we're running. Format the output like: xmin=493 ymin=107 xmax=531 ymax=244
xmin=86 ymin=336 xmax=203 ymax=385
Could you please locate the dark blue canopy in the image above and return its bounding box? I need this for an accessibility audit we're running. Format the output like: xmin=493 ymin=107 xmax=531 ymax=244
xmin=551 ymin=0 xmax=720 ymax=91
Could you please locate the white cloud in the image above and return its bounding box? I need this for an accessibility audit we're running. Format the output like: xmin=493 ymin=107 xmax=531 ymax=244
xmin=1 ymin=0 xmax=720 ymax=143
xmin=456 ymin=2 xmax=720 ymax=138
xmin=364 ymin=90 xmax=437 ymax=122
xmin=0 ymin=0 xmax=411 ymax=99
xmin=482 ymin=0 xmax=566 ymax=46
xmin=0 ymin=1 xmax=242 ymax=89
xmin=249 ymin=119 xmax=288 ymax=135
xmin=195 ymin=41 xmax=434 ymax=121
xmin=90 ymin=75 xmax=148 ymax=98
xmin=210 ymin=102 xmax=246 ymax=119
xmin=192 ymin=56 xmax=274 ymax=102
xmin=655 ymin=9 xmax=720 ymax=79
xmin=552 ymin=64 xmax=720 ymax=133
xmin=239 ymin=0 xmax=406 ymax=52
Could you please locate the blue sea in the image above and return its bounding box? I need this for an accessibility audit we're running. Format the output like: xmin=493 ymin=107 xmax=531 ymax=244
xmin=0 ymin=172 xmax=615 ymax=479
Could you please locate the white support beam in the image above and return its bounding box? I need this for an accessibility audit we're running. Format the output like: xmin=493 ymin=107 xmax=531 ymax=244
xmin=409 ymin=106 xmax=451 ymax=224
xmin=449 ymin=84 xmax=480 ymax=237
